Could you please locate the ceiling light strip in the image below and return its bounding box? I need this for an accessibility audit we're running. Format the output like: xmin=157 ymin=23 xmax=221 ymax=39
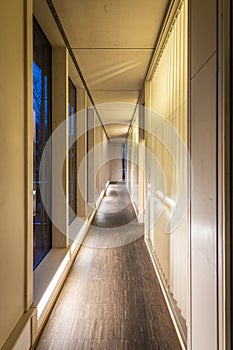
xmin=45 ymin=0 xmax=109 ymax=140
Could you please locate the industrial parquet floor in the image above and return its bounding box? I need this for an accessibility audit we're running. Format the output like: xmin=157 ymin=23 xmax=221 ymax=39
xmin=36 ymin=183 xmax=181 ymax=350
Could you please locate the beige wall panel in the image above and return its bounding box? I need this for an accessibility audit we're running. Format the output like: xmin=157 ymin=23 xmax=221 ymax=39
xmin=87 ymin=108 xmax=95 ymax=207
xmin=154 ymin=205 xmax=171 ymax=284
xmin=0 ymin=1 xmax=26 ymax=347
xmin=190 ymin=54 xmax=217 ymax=350
xmin=190 ymin=0 xmax=217 ymax=77
xmin=110 ymin=142 xmax=123 ymax=182
xmin=52 ymin=47 xmax=69 ymax=248
xmin=76 ymin=89 xmax=86 ymax=217
xmin=144 ymin=0 xmax=188 ymax=327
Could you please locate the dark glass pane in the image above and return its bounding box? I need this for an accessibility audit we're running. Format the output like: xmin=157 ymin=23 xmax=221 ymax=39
xmin=231 ymin=0 xmax=233 ymax=343
xmin=33 ymin=19 xmax=52 ymax=269
xmin=68 ymin=79 xmax=77 ymax=224
xmin=122 ymin=144 xmax=126 ymax=180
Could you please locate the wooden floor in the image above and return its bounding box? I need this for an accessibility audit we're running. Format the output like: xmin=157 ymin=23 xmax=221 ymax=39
xmin=36 ymin=183 xmax=181 ymax=350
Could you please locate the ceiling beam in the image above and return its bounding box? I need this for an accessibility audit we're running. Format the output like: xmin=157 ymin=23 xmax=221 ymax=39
xmin=71 ymin=47 xmax=155 ymax=50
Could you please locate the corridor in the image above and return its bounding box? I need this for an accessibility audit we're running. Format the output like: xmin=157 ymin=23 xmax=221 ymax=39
xmin=36 ymin=183 xmax=181 ymax=349
xmin=1 ymin=0 xmax=232 ymax=349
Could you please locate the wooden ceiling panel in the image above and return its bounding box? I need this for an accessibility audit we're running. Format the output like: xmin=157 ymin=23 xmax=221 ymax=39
xmin=53 ymin=0 xmax=169 ymax=49
xmin=73 ymin=49 xmax=153 ymax=90
xmin=91 ymin=90 xmax=139 ymax=105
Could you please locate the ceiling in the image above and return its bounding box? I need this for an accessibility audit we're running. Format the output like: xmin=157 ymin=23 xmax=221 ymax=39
xmin=37 ymin=0 xmax=170 ymax=138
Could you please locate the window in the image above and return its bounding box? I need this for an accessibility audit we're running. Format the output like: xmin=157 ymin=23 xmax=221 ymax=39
xmin=68 ymin=78 xmax=77 ymax=223
xmin=122 ymin=143 xmax=126 ymax=181
xmin=33 ymin=19 xmax=52 ymax=269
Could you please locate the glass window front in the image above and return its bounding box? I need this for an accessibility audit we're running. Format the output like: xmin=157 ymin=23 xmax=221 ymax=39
xmin=122 ymin=143 xmax=126 ymax=181
xmin=33 ymin=19 xmax=52 ymax=269
xmin=68 ymin=78 xmax=77 ymax=223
